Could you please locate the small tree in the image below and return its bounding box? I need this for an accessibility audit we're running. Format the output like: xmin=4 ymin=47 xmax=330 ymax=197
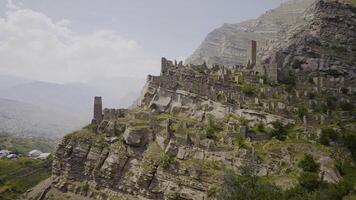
xmin=320 ymin=128 xmax=338 ymax=146
xmin=238 ymin=117 xmax=249 ymax=126
xmin=298 ymin=172 xmax=321 ymax=192
xmin=325 ymin=95 xmax=337 ymax=110
xmin=344 ymin=134 xmax=356 ymax=162
xmin=240 ymin=84 xmax=256 ymax=96
xmin=296 ymin=106 xmax=308 ymax=120
xmin=271 ymin=121 xmax=288 ymax=141
xmin=219 ymin=170 xmax=283 ymax=200
xmin=256 ymin=121 xmax=266 ymax=133
xmin=159 ymin=153 xmax=173 ymax=169
xmin=340 ymin=101 xmax=354 ymax=111
xmin=298 ymin=154 xmax=320 ymax=172
xmin=205 ymin=114 xmax=223 ymax=140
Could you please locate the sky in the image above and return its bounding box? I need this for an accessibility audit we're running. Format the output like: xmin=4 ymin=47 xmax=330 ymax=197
xmin=0 ymin=0 xmax=287 ymax=83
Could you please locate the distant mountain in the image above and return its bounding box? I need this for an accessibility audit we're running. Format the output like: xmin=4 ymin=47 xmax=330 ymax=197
xmin=0 ymin=75 xmax=145 ymax=138
xmin=0 ymin=81 xmax=97 ymax=115
xmin=185 ymin=0 xmax=315 ymax=67
xmin=0 ymin=75 xmax=32 ymax=90
xmin=0 ymin=98 xmax=84 ymax=138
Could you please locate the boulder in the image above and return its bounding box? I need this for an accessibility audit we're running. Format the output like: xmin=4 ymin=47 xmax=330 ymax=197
xmin=200 ymin=138 xmax=215 ymax=150
xmin=123 ymin=127 xmax=149 ymax=147
xmin=320 ymin=166 xmax=342 ymax=183
xmin=165 ymin=140 xmax=178 ymax=156
xmin=177 ymin=147 xmax=191 ymax=160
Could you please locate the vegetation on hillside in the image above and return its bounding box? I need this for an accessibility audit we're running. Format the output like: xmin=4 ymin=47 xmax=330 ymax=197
xmin=0 ymin=132 xmax=55 ymax=199
xmin=0 ymin=157 xmax=52 ymax=200
xmin=0 ymin=132 xmax=57 ymax=154
xmin=218 ymin=155 xmax=356 ymax=200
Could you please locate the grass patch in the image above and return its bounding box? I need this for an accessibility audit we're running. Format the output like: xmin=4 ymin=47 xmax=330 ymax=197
xmin=0 ymin=132 xmax=57 ymax=154
xmin=0 ymin=157 xmax=51 ymax=199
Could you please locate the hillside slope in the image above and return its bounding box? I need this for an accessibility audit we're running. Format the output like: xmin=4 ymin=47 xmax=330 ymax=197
xmin=25 ymin=0 xmax=356 ymax=199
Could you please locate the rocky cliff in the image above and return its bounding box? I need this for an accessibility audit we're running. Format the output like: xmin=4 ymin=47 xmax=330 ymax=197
xmin=24 ymin=0 xmax=356 ymax=199
xmin=185 ymin=0 xmax=315 ymax=67
xmin=265 ymin=0 xmax=356 ymax=83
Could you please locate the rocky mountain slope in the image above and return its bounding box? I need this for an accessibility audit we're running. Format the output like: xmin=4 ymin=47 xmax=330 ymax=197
xmin=264 ymin=0 xmax=356 ymax=83
xmin=185 ymin=0 xmax=315 ymax=67
xmin=24 ymin=0 xmax=356 ymax=199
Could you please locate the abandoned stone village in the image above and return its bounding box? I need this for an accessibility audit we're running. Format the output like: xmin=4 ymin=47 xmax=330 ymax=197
xmin=19 ymin=0 xmax=356 ymax=199
xmin=36 ymin=32 xmax=355 ymax=199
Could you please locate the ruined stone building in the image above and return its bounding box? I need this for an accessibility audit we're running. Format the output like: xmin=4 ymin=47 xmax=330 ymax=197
xmin=247 ymin=40 xmax=257 ymax=68
xmin=92 ymin=96 xmax=103 ymax=124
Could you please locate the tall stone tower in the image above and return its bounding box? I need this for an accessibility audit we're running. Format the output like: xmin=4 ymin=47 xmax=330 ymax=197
xmin=247 ymin=40 xmax=257 ymax=67
xmin=92 ymin=96 xmax=103 ymax=124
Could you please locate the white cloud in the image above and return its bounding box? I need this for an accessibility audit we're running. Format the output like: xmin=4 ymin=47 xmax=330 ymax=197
xmin=0 ymin=6 xmax=159 ymax=83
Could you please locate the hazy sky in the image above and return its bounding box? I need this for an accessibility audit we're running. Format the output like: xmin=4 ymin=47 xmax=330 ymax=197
xmin=0 ymin=0 xmax=287 ymax=83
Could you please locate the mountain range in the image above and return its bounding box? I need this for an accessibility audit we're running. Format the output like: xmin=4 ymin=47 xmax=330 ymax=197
xmin=0 ymin=75 xmax=145 ymax=138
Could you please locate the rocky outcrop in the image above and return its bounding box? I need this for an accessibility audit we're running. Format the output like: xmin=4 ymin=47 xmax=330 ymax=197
xmin=123 ymin=127 xmax=150 ymax=147
xmin=265 ymin=0 xmax=356 ymax=83
xmin=185 ymin=0 xmax=315 ymax=67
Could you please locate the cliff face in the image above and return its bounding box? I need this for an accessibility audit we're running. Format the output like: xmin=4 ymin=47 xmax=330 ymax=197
xmin=185 ymin=0 xmax=315 ymax=67
xmin=266 ymin=0 xmax=356 ymax=83
xmin=25 ymin=1 xmax=356 ymax=199
xmin=43 ymin=59 xmax=351 ymax=200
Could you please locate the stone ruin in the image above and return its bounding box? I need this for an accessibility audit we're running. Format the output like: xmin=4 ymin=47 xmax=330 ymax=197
xmin=247 ymin=40 xmax=257 ymax=68
xmin=91 ymin=96 xmax=103 ymax=124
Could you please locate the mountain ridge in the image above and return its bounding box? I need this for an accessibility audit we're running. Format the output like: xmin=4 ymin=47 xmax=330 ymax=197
xmin=185 ymin=0 xmax=315 ymax=67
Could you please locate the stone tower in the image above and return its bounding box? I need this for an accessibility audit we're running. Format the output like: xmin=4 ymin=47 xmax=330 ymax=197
xmin=247 ymin=40 xmax=257 ymax=67
xmin=92 ymin=96 xmax=103 ymax=124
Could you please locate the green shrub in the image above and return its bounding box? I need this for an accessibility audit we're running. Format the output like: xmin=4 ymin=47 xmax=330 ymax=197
xmin=312 ymin=102 xmax=328 ymax=114
xmin=341 ymin=87 xmax=349 ymax=95
xmin=193 ymin=64 xmax=207 ymax=74
xmin=296 ymin=106 xmax=308 ymax=120
xmin=240 ymin=84 xmax=256 ymax=96
xmin=256 ymin=122 xmax=265 ymax=133
xmin=205 ymin=115 xmax=223 ymax=140
xmin=308 ymin=92 xmax=316 ymax=99
xmin=320 ymin=132 xmax=331 ymax=146
xmin=233 ymin=136 xmax=247 ymax=148
xmin=207 ymin=187 xmax=218 ymax=198
xmin=82 ymin=183 xmax=89 ymax=193
xmin=271 ymin=121 xmax=288 ymax=141
xmin=298 ymin=154 xmax=320 ymax=172
xmin=159 ymin=153 xmax=173 ymax=169
xmin=344 ymin=134 xmax=356 ymax=162
xmin=320 ymin=128 xmax=338 ymax=146
xmin=325 ymin=95 xmax=337 ymax=110
xmin=219 ymin=170 xmax=283 ymax=200
xmin=206 ymin=126 xmax=218 ymax=140
xmin=298 ymin=172 xmax=321 ymax=192
xmin=219 ymin=168 xmax=354 ymax=200
xmin=280 ymin=70 xmax=296 ymax=86
xmin=0 ymin=158 xmax=51 ymax=199
xmin=320 ymin=181 xmax=352 ymax=200
xmin=340 ymin=101 xmax=354 ymax=111
xmin=238 ymin=117 xmax=249 ymax=126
